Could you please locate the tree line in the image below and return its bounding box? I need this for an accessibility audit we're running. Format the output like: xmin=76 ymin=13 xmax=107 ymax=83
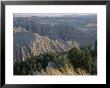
xmin=14 ymin=41 xmax=97 ymax=75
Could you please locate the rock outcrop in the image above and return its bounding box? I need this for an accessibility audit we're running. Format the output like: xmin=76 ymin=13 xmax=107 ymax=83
xmin=14 ymin=15 xmax=97 ymax=47
xmin=14 ymin=27 xmax=79 ymax=61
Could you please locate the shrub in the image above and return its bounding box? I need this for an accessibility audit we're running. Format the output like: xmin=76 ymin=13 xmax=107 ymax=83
xmin=68 ymin=47 xmax=83 ymax=68
xmin=81 ymin=48 xmax=92 ymax=72
xmin=14 ymin=44 xmax=97 ymax=75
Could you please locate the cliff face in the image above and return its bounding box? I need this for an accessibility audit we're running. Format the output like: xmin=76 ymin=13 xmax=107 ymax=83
xmin=14 ymin=15 xmax=97 ymax=47
xmin=14 ymin=27 xmax=79 ymax=61
xmin=13 ymin=15 xmax=97 ymax=61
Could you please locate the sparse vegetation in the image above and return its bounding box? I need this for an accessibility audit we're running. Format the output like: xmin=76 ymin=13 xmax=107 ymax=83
xmin=14 ymin=42 xmax=97 ymax=75
xmin=14 ymin=14 xmax=97 ymax=75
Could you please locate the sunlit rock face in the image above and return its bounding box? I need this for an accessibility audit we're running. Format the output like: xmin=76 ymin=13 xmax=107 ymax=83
xmin=14 ymin=27 xmax=79 ymax=61
xmin=14 ymin=15 xmax=97 ymax=47
xmin=13 ymin=15 xmax=97 ymax=61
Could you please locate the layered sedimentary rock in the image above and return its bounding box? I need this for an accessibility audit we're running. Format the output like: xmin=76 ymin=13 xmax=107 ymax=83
xmin=14 ymin=27 xmax=79 ymax=61
xmin=14 ymin=15 xmax=97 ymax=47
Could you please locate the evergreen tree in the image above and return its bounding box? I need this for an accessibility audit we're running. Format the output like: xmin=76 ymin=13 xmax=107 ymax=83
xmin=81 ymin=48 xmax=92 ymax=72
xmin=68 ymin=47 xmax=82 ymax=68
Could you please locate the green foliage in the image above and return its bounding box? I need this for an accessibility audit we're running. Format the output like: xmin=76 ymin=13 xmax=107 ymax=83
xmin=68 ymin=47 xmax=82 ymax=68
xmin=14 ymin=61 xmax=30 ymax=75
xmin=81 ymin=48 xmax=92 ymax=72
xmin=14 ymin=42 xmax=97 ymax=75
xmin=80 ymin=42 xmax=97 ymax=74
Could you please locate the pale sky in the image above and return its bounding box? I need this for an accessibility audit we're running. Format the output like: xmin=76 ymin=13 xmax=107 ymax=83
xmin=14 ymin=13 xmax=96 ymax=17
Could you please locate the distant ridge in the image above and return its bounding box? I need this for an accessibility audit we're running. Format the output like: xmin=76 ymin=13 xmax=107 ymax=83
xmin=14 ymin=15 xmax=97 ymax=47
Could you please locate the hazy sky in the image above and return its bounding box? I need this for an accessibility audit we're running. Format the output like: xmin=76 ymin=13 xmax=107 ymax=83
xmin=14 ymin=13 xmax=96 ymax=17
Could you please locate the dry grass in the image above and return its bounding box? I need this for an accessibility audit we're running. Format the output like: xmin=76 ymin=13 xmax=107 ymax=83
xmin=33 ymin=64 xmax=89 ymax=75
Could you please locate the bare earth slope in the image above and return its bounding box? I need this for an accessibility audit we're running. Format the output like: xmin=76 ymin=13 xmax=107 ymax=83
xmin=14 ymin=27 xmax=79 ymax=61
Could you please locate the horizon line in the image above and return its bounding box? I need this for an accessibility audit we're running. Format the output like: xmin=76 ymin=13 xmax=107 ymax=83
xmin=13 ymin=13 xmax=97 ymax=17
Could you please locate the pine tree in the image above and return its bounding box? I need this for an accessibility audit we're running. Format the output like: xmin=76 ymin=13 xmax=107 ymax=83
xmin=82 ymin=48 xmax=92 ymax=72
xmin=68 ymin=47 xmax=82 ymax=68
